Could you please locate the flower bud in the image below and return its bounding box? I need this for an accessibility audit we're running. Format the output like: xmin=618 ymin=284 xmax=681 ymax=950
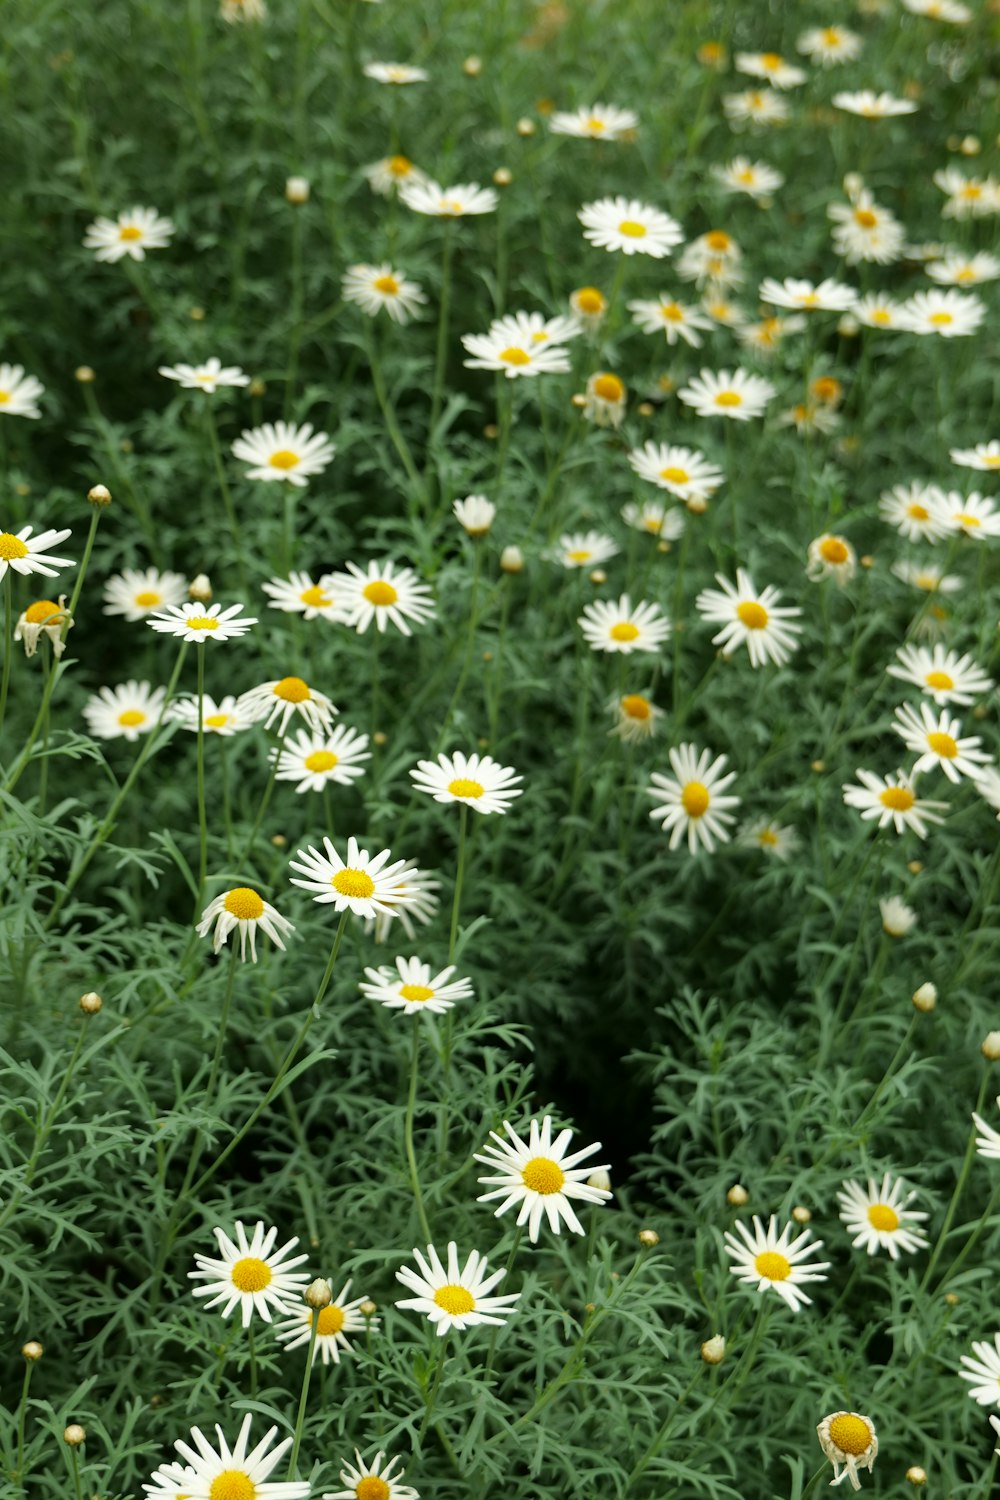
xmin=188 ymin=573 xmax=212 ymax=602
xmin=249 ymin=378 xmax=267 ymax=397
xmin=79 ymin=991 xmax=103 ymax=1014
xmin=360 ymin=1299 xmax=378 ymax=1317
xmin=638 ymin=1228 xmax=659 ymax=1247
xmin=285 ymin=176 xmax=310 ymax=204
xmin=75 ymin=365 xmax=96 ymax=383
xmin=373 ymin=730 xmax=388 ymax=746
xmin=190 ymin=306 xmax=206 ymax=322
xmin=912 ymin=982 xmax=937 ymax=1013
xmin=87 ymin=483 xmax=112 ymax=508
xmin=306 ymin=1277 xmax=332 ymax=1309
xmin=271 ymin=833 xmax=287 ymax=848
xmin=589 ymin=569 xmax=607 ymax=585
xmin=791 ymin=1205 xmax=811 ymax=1224
xmin=587 ymin=1167 xmax=612 ymax=1193
xmin=516 ymin=117 xmax=536 ymax=136
xmin=701 ymin=1334 xmax=725 ymax=1364
xmin=906 ymin=1468 xmax=927 ymax=1487
xmin=463 ymin=55 xmax=482 ymax=76
xmin=64 ymin=1425 xmax=86 ymax=1446
xmin=500 ymin=545 xmax=524 ymax=574
xmin=727 ymin=1183 xmax=748 ymax=1206
xmin=493 ymin=167 xmax=513 ymax=186
xmin=637 ymin=401 xmax=655 ymax=417
xmin=983 ymin=1031 xmax=1000 ymax=1060
xmin=944 ymin=1291 xmax=959 ymax=1306
xmin=22 ymin=1341 xmax=43 ymax=1361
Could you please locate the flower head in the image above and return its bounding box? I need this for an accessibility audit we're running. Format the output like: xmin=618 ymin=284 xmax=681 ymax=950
xmin=342 ymin=263 xmax=427 ymax=324
xmin=83 ymin=681 xmax=166 ymax=742
xmin=14 ymin=597 xmax=71 ymax=659
xmin=288 ymin=835 xmax=416 ymax=918
xmin=197 ymin=888 xmax=294 ymax=962
xmin=103 ymin=567 xmax=188 ymax=621
xmin=549 ymin=103 xmax=638 ymax=139
xmin=453 ymin=495 xmax=496 ymax=537
xmin=677 ymin=367 xmax=775 ymax=420
xmin=628 ymin=442 xmax=724 ymax=503
xmin=322 ymin=1450 xmax=418 ymax=1500
xmin=817 ymin=1412 xmax=878 ymax=1491
xmin=0 ymin=363 xmax=44 ymax=419
xmin=262 ymin=571 xmax=349 ymax=622
xmin=724 ymin=1214 xmax=830 ymax=1310
xmin=272 ymin=725 xmax=370 ymax=791
xmin=0 ymin=524 xmax=73 ymax=584
xmin=188 ymin=1222 xmax=310 ymax=1327
xmin=159 ymin=358 xmax=250 ymax=392
xmin=837 ymin=1174 xmax=928 ymax=1258
xmin=886 ymin=643 xmax=992 ymax=706
xmin=647 ymin=743 xmax=741 ymax=854
xmin=399 ymin=179 xmax=497 ymax=217
xmin=395 ymin=1242 xmax=520 ymax=1334
xmin=608 ymin=691 xmax=664 ymax=743
xmin=275 ymin=1279 xmax=374 ymax=1365
xmin=578 ymin=594 xmax=670 ymax=655
xmin=410 ymin=750 xmax=522 ymax=815
xmin=474 ymin=1116 xmax=612 ymax=1242
xmin=170 ymin=693 xmax=249 ymax=736
xmin=893 ymin=700 xmax=991 ymax=782
xmin=578 ymin=196 xmax=683 ymax=257
xmin=83 ymin=206 xmax=175 ymax=262
xmin=363 ymin=61 xmax=428 ymax=84
xmin=359 ymin=956 xmax=473 ymax=1016
xmin=842 ymin=769 xmax=948 ymax=837
xmin=238 ymin=676 xmax=336 ymax=736
xmin=147 ymin=600 xmax=257 ymax=643
xmin=231 ymin=421 xmax=335 ymax=487
xmin=329 ymin=560 xmax=436 ymax=635
xmin=695 ymin=569 xmax=802 ymax=667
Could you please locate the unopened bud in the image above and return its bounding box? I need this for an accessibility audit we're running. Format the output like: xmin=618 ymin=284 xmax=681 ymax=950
xmin=271 ymin=833 xmax=287 ymax=848
xmin=686 ymin=494 xmax=708 ymax=515
xmin=637 ymin=401 xmax=655 ymax=416
xmin=481 ymin=650 xmax=494 ymax=663
xmin=983 ymin=1031 xmax=1000 ymax=1060
xmin=727 ymin=1183 xmax=748 ymax=1206
xmin=79 ymin=991 xmax=103 ymax=1014
xmin=906 ymin=1468 xmax=927 ymax=1486
xmin=87 ymin=483 xmax=112 ymax=508
xmin=75 ymin=365 xmax=96 ymax=383
xmin=306 ymin=1278 xmax=332 ymax=1309
xmin=587 ymin=1167 xmax=612 ymax=1193
xmin=701 ymin=1335 xmax=726 ymax=1364
xmin=64 ymin=1425 xmax=87 ymax=1446
xmin=249 ymin=378 xmax=267 ymax=397
xmin=944 ymin=1291 xmax=959 ymax=1305
xmin=811 ymin=759 xmax=825 ymax=773
xmin=285 ymin=176 xmax=310 ymax=204
xmin=493 ymin=167 xmax=513 ymax=186
xmin=516 ymin=117 xmax=536 ymax=137
xmin=912 ymin=983 xmax=937 ymax=1013
xmin=638 ymin=1228 xmax=659 ymax=1247
xmin=589 ymin=569 xmax=607 ymax=585
xmin=907 ymin=860 xmax=923 ymax=874
xmin=791 ymin=1205 xmax=811 ymax=1224
xmin=190 ymin=306 xmax=206 ymax=322
xmin=483 ymin=423 xmax=499 ymax=440
xmin=188 ymin=573 xmax=212 ymax=602
xmin=22 ymin=1341 xmax=43 ymax=1361
xmin=360 ymin=1299 xmax=377 ymax=1317
xmin=463 ymin=55 xmax=482 ymax=76
xmin=373 ymin=730 xmax=388 ymax=746
xmin=500 ymin=545 xmax=524 ymax=574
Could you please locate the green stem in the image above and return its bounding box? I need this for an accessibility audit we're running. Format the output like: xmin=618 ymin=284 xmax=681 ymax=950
xmin=196 ymin=644 xmax=208 ymax=902
xmin=448 ymin=804 xmax=469 ymax=964
xmin=0 ymin=1022 xmax=89 ymax=1235
xmin=920 ymin=1071 xmax=992 ymax=1292
xmin=483 ymin=1227 xmax=522 ymax=1379
xmin=15 ymin=1358 xmax=34 ymax=1491
xmin=404 ymin=1023 xmax=433 ymax=1243
xmin=428 ymin=224 xmax=454 ymax=445
xmin=365 ymin=325 xmax=425 ymax=500
xmin=625 ymin=1363 xmax=706 ymax=1492
xmin=68 ymin=1448 xmax=83 ymax=1500
xmin=0 ymin=578 xmax=12 ymax=740
xmin=205 ymin=404 xmax=248 ymax=591
xmin=285 ymin=208 xmax=306 ymax=417
xmin=417 ymin=1337 xmax=448 ymax=1444
xmin=286 ymin=1310 xmax=321 ymax=1477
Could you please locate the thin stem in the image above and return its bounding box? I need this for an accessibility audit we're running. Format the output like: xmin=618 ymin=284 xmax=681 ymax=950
xmin=15 ymin=1359 xmax=34 ymax=1491
xmin=448 ymin=804 xmax=469 ymax=964
xmin=205 ymin=404 xmax=248 ymax=591
xmin=404 ymin=1022 xmax=433 ymax=1243
xmin=68 ymin=1448 xmax=83 ymax=1500
xmin=285 ymin=208 xmax=307 ymax=417
xmin=196 ymin=644 xmax=208 ymax=902
xmin=0 ymin=579 xmax=12 ymax=740
xmin=417 ymin=1337 xmax=448 ymax=1444
xmin=286 ymin=1313 xmax=321 ymax=1477
xmin=428 ymin=224 xmax=454 ymax=445
xmin=483 ymin=1227 xmax=522 ymax=1379
xmin=920 ymin=1070 xmax=991 ymax=1292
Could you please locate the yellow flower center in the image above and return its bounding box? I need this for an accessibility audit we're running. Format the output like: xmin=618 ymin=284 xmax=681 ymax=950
xmin=812 ymin=377 xmax=842 ymax=402
xmin=754 ymin=1250 xmax=791 ymax=1280
xmin=758 ymin=827 xmax=779 ymax=846
xmin=373 ymin=274 xmax=400 ymax=294
xmin=621 ymin=693 xmax=651 ymax=720
xmin=928 ymin=311 xmax=953 ymax=326
xmin=224 ymin=888 xmax=265 ymax=920
xmin=955 ymin=266 xmax=976 ymax=283
xmin=0 ymin=391 xmax=8 ymax=403
xmin=736 ymin=600 xmax=769 ymax=629
xmin=134 ymin=590 xmax=162 ymax=607
xmin=610 ymin=621 xmax=640 ymax=642
xmin=230 ymin=1257 xmax=272 ymax=1292
xmin=879 ymin=786 xmax=915 ymax=811
xmin=186 ymin=616 xmax=219 ymax=631
xmin=986 ymin=455 xmax=1000 ymax=467
xmin=268 ymin=450 xmax=301 ymax=469
xmin=961 ymin=183 xmax=982 ymax=199
xmin=0 ymin=533 xmax=29 ymax=560
xmin=715 ymin=390 xmax=743 ymax=407
xmin=440 ymin=198 xmax=464 ymax=214
xmin=593 ymin=373 xmax=624 ymax=401
xmin=799 ymin=293 xmax=820 ymax=307
xmin=305 ymin=750 xmax=338 ymax=772
xmin=924 ymin=670 xmax=954 ymax=690
xmin=522 ymin=1156 xmax=567 ymax=1193
xmin=209 ymin=1473 xmax=256 ymax=1500
xmin=760 ymin=52 xmax=783 ymax=68
xmin=24 ymin=599 xmax=60 ymax=623
xmin=300 ymin=585 xmax=331 ymax=607
xmin=447 ymin=777 xmax=485 ymax=798
xmin=927 ymin=730 xmax=958 ymax=758
xmin=660 ymin=302 xmax=684 ymax=321
xmin=618 ymin=219 xmax=647 ymax=238
xmin=819 ymin=537 xmax=850 ymax=564
xmin=822 ymin=26 xmax=841 ymax=43
xmin=530 ymin=331 xmax=549 ymax=343
xmin=205 ymin=713 xmax=231 ymax=729
xmin=706 ymin=230 xmax=731 ymax=251
xmin=737 ymin=168 xmax=755 ymax=184
xmin=867 ymin=1203 xmax=900 ymax=1232
xmin=681 ymin=781 xmax=710 ymax=817
xmin=915 ymin=573 xmax=939 ymax=590
xmin=117 ymin=709 xmax=147 ymax=728
xmin=575 ymin=287 xmax=605 ymax=313
xmin=363 ymin=580 xmax=399 ymax=606
xmin=118 ymin=225 xmax=143 ymax=241
xmin=586 ymin=116 xmax=606 ymax=131
xmin=499 ymin=346 xmax=531 ymax=365
xmin=315 ymin=1304 xmax=346 ymax=1336
xmin=332 ymin=868 xmax=376 ymax=899
xmin=355 ymin=1479 xmax=389 ymax=1500
xmin=399 ymin=983 xmax=436 ymax=1002
xmin=389 ymin=154 xmax=412 ymax=175
xmin=854 ymin=209 xmax=878 ymax=228
xmin=660 ymin=466 xmax=690 ymax=484
xmin=907 ymin=503 xmax=929 ymax=520
xmin=434 ymin=1284 xmax=476 ymax=1315
xmin=869 ymin=308 xmax=892 ymax=325
xmin=955 ymin=511 xmax=980 ymax=527
xmin=567 ymin=550 xmax=592 ymax=563
xmin=828 ymin=1414 xmax=872 ymax=1457
xmin=274 ymin=676 xmax=310 ymax=702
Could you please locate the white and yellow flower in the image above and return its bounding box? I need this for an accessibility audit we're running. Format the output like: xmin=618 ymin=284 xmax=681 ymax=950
xmin=409 ymin=750 xmax=523 ymax=815
xmin=147 ymin=600 xmax=257 ymax=642
xmin=578 ymin=196 xmax=683 ymax=257
xmin=816 ymin=1412 xmax=878 ymax=1491
xmin=262 ymin=571 xmax=349 ymax=622
xmin=578 ymin=594 xmax=671 ymax=654
xmin=399 ymin=178 xmax=497 ymax=216
xmin=231 ymin=420 xmax=335 ymax=486
xmin=696 ymin=569 xmax=802 ymax=667
xmin=323 ymin=1451 xmax=417 ymax=1500
xmin=363 ymin=61 xmax=428 ymax=84
xmin=359 ymin=956 xmax=473 ymax=1016
xmin=0 ymin=524 xmax=73 ymax=584
xmin=274 ymin=1279 xmax=374 ymax=1366
xmin=724 ymin=1215 xmax=830 ymax=1311
xmin=549 ymin=103 xmax=637 ymax=139
xmin=238 ymin=676 xmax=336 ymax=735
xmin=330 ymin=559 xmax=436 ymax=635
xmin=83 ymin=680 xmax=166 ymax=742
xmin=886 ymin=643 xmax=992 ymax=706
xmin=103 ymin=566 xmax=188 ymax=621
xmin=0 ymin=363 xmax=44 ymax=419
xmin=647 ymin=743 xmax=741 ymax=854
xmin=475 ymin=1116 xmax=612 ymax=1241
xmin=342 ymin=263 xmax=427 ymax=324
xmin=288 ymin=835 xmax=416 ymax=919
xmin=188 ymin=1222 xmax=310 ymax=1326
xmin=842 ymin=769 xmax=948 ymax=836
xmin=196 ymin=887 xmax=294 ymax=961
xmin=271 ymin=725 xmax=370 ymax=791
xmin=712 ymin=157 xmax=784 ymax=198
xmin=608 ymin=691 xmax=664 ymax=743
xmin=83 ymin=206 xmax=175 ymax=262
xmin=837 ymin=1175 xmax=928 ymax=1259
xmin=677 ymin=367 xmax=775 ymax=420
xmin=546 ymin=531 xmax=619 ymax=569
xmin=364 ymin=154 xmax=429 ymax=197
xmin=395 ymin=1242 xmax=520 ymax=1335
xmin=158 ymin=358 xmax=250 ymax=392
xmin=14 ymin=597 xmax=71 ymax=658
xmin=893 ymin=701 xmax=992 ymax=782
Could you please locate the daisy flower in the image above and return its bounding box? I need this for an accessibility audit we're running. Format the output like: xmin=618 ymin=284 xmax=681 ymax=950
xmin=359 ymin=956 xmax=474 ymax=1016
xmin=364 ymin=154 xmax=428 ymax=197
xmin=893 ymin=701 xmax=991 ymax=782
xmin=903 ymin=0 xmax=971 ymax=19
xmin=14 ymin=597 xmax=71 ymax=659
xmin=170 ymin=694 xmax=249 ymax=736
xmin=832 ymin=90 xmax=918 ymax=118
xmin=630 ymin=297 xmax=712 ymax=350
xmin=262 ymin=571 xmax=349 ymax=622
xmin=738 ymin=313 xmax=806 ymax=354
xmin=342 ymin=263 xmax=427 ymax=324
xmin=0 ymin=363 xmax=44 ymax=419
xmin=549 ymin=103 xmax=638 ymax=139
xmin=462 ymin=317 xmax=572 ymax=378
xmin=960 ymin=1334 xmax=1000 ymax=1405
xmin=272 ymin=725 xmax=370 ymax=791
xmin=577 ymin=196 xmax=683 ymax=257
xmin=927 ymin=251 xmax=1000 ymax=287
xmin=220 ymin=0 xmax=267 ymax=21
xmin=950 ymin=440 xmax=1000 ymax=472
xmin=569 ymin=285 xmax=608 ymax=327
xmin=972 ymin=1102 xmax=1000 ymax=1161
xmin=147 ymin=601 xmax=257 ymax=642
xmin=880 ymin=895 xmax=916 ymax=937
xmin=816 ymin=1413 xmax=878 ymax=1491
xmin=366 ymin=860 xmax=441 ymax=946
xmin=578 ymin=594 xmax=671 ymax=655
xmin=807 ymin=534 xmax=856 ymax=584
xmin=103 ymin=566 xmax=188 ymax=621
xmin=933 ymin=168 xmax=1000 ymax=220
xmin=900 ymin=289 xmax=985 ymax=337
xmin=696 ymin=569 xmax=802 ymax=667
xmin=759 ymin=276 xmax=857 ymax=312
xmin=738 ymin=818 xmax=799 ymax=859
xmin=158 ymin=358 xmax=250 ymax=392
xmin=196 ymin=887 xmax=295 ymax=962
xmin=546 ymin=531 xmax=620 ymax=569
xmin=409 ymin=750 xmax=523 ymax=815
xmin=677 ymin=368 xmax=775 ymax=420
xmin=83 ymin=681 xmax=166 ymax=742
xmin=238 ymin=677 xmax=335 ymax=736
xmin=677 ymin=230 xmax=744 ymax=288
xmin=837 ymin=1174 xmax=929 ymax=1259
xmin=724 ymin=1215 xmax=830 ymax=1311
xmin=853 ymin=294 xmax=910 ymax=331
xmin=608 ymin=691 xmax=664 ymax=743
xmin=647 ymin=743 xmax=740 ymax=854
xmin=778 ymin=402 xmax=841 ymax=437
xmin=829 ymin=194 xmax=905 ymax=265
xmin=231 ymin=421 xmax=335 ymax=487
xmin=796 ymin=24 xmax=863 ymax=64
xmin=887 ymin=643 xmax=992 ymax=706
xmin=274 ymin=1279 xmax=373 ymax=1365
xmin=712 ymin=157 xmax=784 ymax=198
xmin=842 ymin=769 xmax=948 ymax=836
xmin=143 ymin=1460 xmax=200 ymax=1500
xmin=621 ymin=500 xmax=687 ymax=538
xmin=453 ymin=495 xmax=496 ymax=536
xmin=167 ymin=1415 xmax=309 ymax=1500
xmin=734 ymin=51 xmax=807 ymax=88
xmin=288 ymin=835 xmax=416 ymax=918
xmin=879 ymin=482 xmax=950 ymax=541
xmin=323 ymin=1451 xmax=417 ymax=1500
xmin=942 ymin=491 xmax=1000 ymax=538
xmin=83 ymin=206 xmax=175 ymax=262
xmin=395 ymin=1242 xmax=520 ymax=1335
xmin=628 ymin=442 xmax=724 ymax=504
xmin=399 ymin=179 xmax=497 ymax=217
xmin=330 ymin=559 xmax=436 ymax=635
xmin=723 ymin=89 xmax=790 ymax=127
xmin=0 ymin=524 xmax=73 ymax=584
xmin=891 ymin=560 xmax=963 ymax=595
xmin=363 ymin=61 xmax=428 ymax=84
xmin=189 ymin=1222 xmax=310 ymax=1326
xmin=475 ymin=1116 xmax=612 ymax=1241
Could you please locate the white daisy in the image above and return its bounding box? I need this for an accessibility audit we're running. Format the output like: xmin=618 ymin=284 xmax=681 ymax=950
xmin=842 ymin=769 xmax=948 ymax=836
xmin=737 ymin=313 xmax=807 ymax=354
xmin=577 ymin=196 xmax=683 ymax=257
xmin=759 ymin=276 xmax=857 ymax=312
xmin=0 ymin=363 xmax=44 ymax=419
xmin=238 ymin=676 xmax=336 ymax=736
xmin=323 ymin=1451 xmax=417 ymax=1500
xmin=723 ymin=89 xmax=790 ymax=127
xmin=900 ymin=289 xmax=985 ymax=336
xmin=83 ymin=680 xmax=166 ymax=742
xmin=829 ymin=193 xmax=905 ymax=265
xmin=942 ymin=491 xmax=1000 ymax=538
xmin=366 ymin=860 xmax=441 ymax=946
xmin=796 ymin=25 xmax=863 ymax=65
xmin=608 ymin=691 xmax=665 ymax=743
xmin=853 ymin=293 xmax=910 ymax=331
xmin=158 ymin=358 xmax=250 ymax=392
xmin=395 ymin=1242 xmax=520 ymax=1335
xmin=288 ymin=835 xmax=416 ymax=918
xmin=807 ymin=534 xmax=856 ymax=584
xmin=972 ymin=1102 xmax=1000 ymax=1161
xmin=712 ymin=157 xmax=784 ymax=198
xmin=103 ymin=566 xmax=188 ymax=621
xmin=549 ymin=103 xmax=638 ymax=139
xmin=262 ymin=571 xmax=349 ymax=622
xmin=231 ymin=421 xmax=335 ymax=487
xmin=734 ymin=51 xmax=807 ymax=88
xmin=724 ymin=1215 xmax=830 ymax=1311
xmin=363 ymin=61 xmax=428 ymax=84
xmin=342 ymin=263 xmax=427 ymax=324
xmin=462 ymin=316 xmax=572 ymax=378
xmin=147 ymin=601 xmax=257 ymax=642
xmin=893 ymin=701 xmax=992 ymax=782
xmin=569 ymin=285 xmax=608 ymax=327
xmin=933 ymin=168 xmax=1000 ymax=220
xmin=837 ymin=1174 xmax=929 ymax=1259
xmin=329 ymin=559 xmax=436 ymax=635
xmin=453 ymin=495 xmax=496 ymax=536
xmin=220 ymin=0 xmax=267 ymax=22
xmin=272 ymin=725 xmax=370 ymax=791
xmin=891 ymin=560 xmax=963 ymax=594
xmin=832 ymin=90 xmax=918 ymax=118
xmin=0 ymin=524 xmax=73 ymax=584
xmin=951 ymin=440 xmax=1000 ymax=471
xmin=170 ymin=694 xmax=249 ymax=736
xmin=677 ymin=230 xmax=744 ymax=288
xmin=363 ymin=154 xmax=429 ymax=198
xmin=578 ymin=594 xmax=671 ymax=655
xmin=83 ymin=206 xmax=175 ymax=262
xmin=816 ymin=1413 xmax=878 ymax=1492
xmin=903 ymin=0 xmax=971 ymax=19
xmin=546 ymin=531 xmax=620 ymax=569
xmin=274 ymin=1279 xmax=374 ymax=1365
xmin=880 ymin=895 xmax=917 ymax=937
xmin=738 ymin=818 xmax=799 ymax=859
xmin=961 ymin=1335 xmax=1000 ymax=1406
xmin=399 ymin=178 xmax=497 ymax=217
xmin=168 ymin=1414 xmax=309 ymax=1499
xmin=474 ymin=1116 xmax=612 ymax=1241
xmin=196 ymin=887 xmax=295 ymax=961
xmin=13 ymin=597 xmax=71 ymax=659
xmin=647 ymin=743 xmax=741 ymax=854
xmin=677 ymin=367 xmax=775 ymax=420
xmin=628 ymin=294 xmax=714 ymax=347
xmin=143 ymin=1460 xmax=200 ymax=1500
xmin=696 ymin=569 xmax=802 ymax=667
xmin=628 ymin=442 xmax=724 ymax=504
xmin=886 ymin=643 xmax=993 ymax=706
xmin=879 ymin=482 xmax=950 ymax=541
xmin=359 ymin=956 xmax=474 ymax=1016
xmin=927 ymin=251 xmax=1000 ymax=287
xmin=188 ymin=1222 xmax=310 ymax=1327
xmin=620 ymin=501 xmax=687 ymax=538
xmin=409 ymin=750 xmax=523 ymax=815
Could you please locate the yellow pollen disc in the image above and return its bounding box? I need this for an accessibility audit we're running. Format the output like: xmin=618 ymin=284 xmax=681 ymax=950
xmin=961 ymin=184 xmax=982 ymax=199
xmin=522 ymin=1156 xmax=567 ymax=1194
xmin=332 ymin=868 xmax=376 ymax=899
xmin=621 ymin=693 xmax=651 ymax=720
xmin=205 ymin=713 xmax=230 ymax=729
xmin=24 ymin=599 xmax=60 ymax=623
xmin=274 ymin=675 xmax=310 ymax=702
xmin=924 ymin=670 xmax=953 ymax=690
xmin=388 ymin=154 xmax=411 ymax=175
xmin=399 ymin=982 xmax=436 ymax=1002
xmin=956 ymin=512 xmax=980 ymax=527
xmin=209 ymin=1473 xmax=256 ymax=1500
xmin=187 ymin=616 xmax=219 ymax=630
xmin=705 ymin=230 xmax=731 ymax=250
xmin=355 ymin=1479 xmax=390 ymax=1500
xmin=819 ymin=538 xmax=849 ymax=564
xmin=737 ymin=169 xmax=755 ymax=184
xmin=593 ymin=374 xmax=624 ymax=401
xmin=644 ymin=519 xmax=664 ymax=533
xmin=118 ymin=225 xmax=143 ymax=241
xmin=575 ymin=287 xmax=605 ymax=313
xmin=828 ymin=1414 xmax=871 ymax=1457
xmin=373 ymin=274 xmax=400 ymax=294
xmin=363 ymin=579 xmax=399 ymax=606
xmin=305 ymin=749 xmax=338 ymax=772
xmin=0 ymin=533 xmax=30 ymax=560
xmin=736 ymin=600 xmax=769 ymax=629
xmin=660 ymin=466 xmax=690 ymax=484
xmin=134 ymin=590 xmax=162 ymax=607
xmin=956 ymin=267 xmax=976 ymax=283
xmin=447 ymin=777 xmax=485 ymax=798
xmin=567 ymin=550 xmax=592 ymax=563
xmin=660 ymin=302 xmax=684 ymax=321
xmin=610 ymin=621 xmax=640 ymax=642
xmin=754 ymin=1250 xmax=791 ymax=1281
xmin=928 ymin=312 xmax=953 ymax=326
xmin=224 ymin=887 xmax=265 ymax=920
xmin=822 ymin=26 xmax=841 ymax=42
xmin=117 ymin=709 xmax=147 ymax=727
xmin=681 ymin=781 xmax=710 ymax=817
xmin=870 ymin=308 xmax=892 ymax=325
xmin=315 ymin=1304 xmax=346 ymax=1336
xmin=715 ymin=390 xmax=743 ymax=407
xmin=984 ymin=455 xmax=1000 ymax=467
xmin=586 ymin=116 xmax=606 ymax=130
xmin=812 ymin=377 xmax=841 ymax=402
xmin=499 ymin=346 xmax=531 ymax=365
xmin=758 ymin=828 xmax=779 ymax=846
xmin=915 ymin=573 xmax=938 ymax=590
xmin=434 ymin=1283 xmax=476 ymax=1315
xmin=879 ymin=786 xmax=915 ymax=811
xmin=0 ymin=391 xmax=8 ymax=403
xmin=799 ymin=293 xmax=820 ymax=307
xmin=441 ymin=199 xmax=464 ymax=214
xmin=867 ymin=1203 xmax=900 ymax=1232
xmin=230 ymin=1256 xmax=272 ymax=1292
xmin=854 ymin=209 xmax=878 ymax=228
xmin=531 ymin=331 xmax=549 ymax=343
xmin=927 ymin=730 xmax=958 ymax=758
xmin=618 ymin=219 xmax=647 ymax=238
xmin=300 ymin=585 xmax=331 ymax=608
xmin=268 ymin=449 xmax=301 ymax=469
xmin=760 ymin=52 xmax=783 ymax=68
xmin=907 ymin=503 xmax=929 ymax=520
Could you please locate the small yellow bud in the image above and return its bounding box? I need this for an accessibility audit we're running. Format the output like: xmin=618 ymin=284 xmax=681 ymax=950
xmin=905 ymin=1467 xmax=927 ymax=1486
xmin=912 ymin=983 xmax=937 ymax=1013
xmin=271 ymin=834 xmax=287 ymax=848
xmin=657 ymin=540 xmax=672 ymax=554
xmin=64 ymin=1425 xmax=87 ymax=1447
xmin=75 ymin=365 xmax=96 ymax=383
xmin=860 ymin=555 xmax=875 ymax=568
xmin=188 ymin=573 xmax=212 ymax=602
xmin=983 ymin=1032 xmax=1000 ymax=1060
xmin=483 ymin=423 xmax=499 ymax=440
xmin=305 ymin=1278 xmax=333 ymax=1309
xmin=907 ymin=860 xmax=923 ymax=875
xmin=500 ymin=545 xmax=524 ymax=574
xmin=79 ymin=991 xmax=103 ymax=1014
xmin=587 ymin=1167 xmax=612 ymax=1193
xmin=373 ymin=730 xmax=388 ymax=747
xmin=811 ymin=759 xmax=825 ymax=773
xmin=638 ymin=1228 xmax=659 ymax=1247
xmin=285 ymin=176 xmax=311 ymax=204
xmin=249 ymin=378 xmax=267 ymax=397
xmin=701 ymin=1335 xmax=726 ymax=1364
xmin=516 ymin=117 xmax=536 ymax=137
xmin=87 ymin=484 xmax=112 ymax=508
xmin=791 ymin=1205 xmax=811 ymax=1224
xmin=589 ymin=569 xmax=607 ymax=585
xmin=463 ymin=55 xmax=482 ymax=76
xmin=637 ymin=401 xmax=655 ymax=417
xmin=727 ymin=1184 xmax=749 ymax=1206
xmin=571 ymin=393 xmax=588 ymax=408
xmin=493 ymin=167 xmax=513 ymax=186
xmin=944 ymin=1291 xmax=959 ymax=1306
xmin=481 ymin=650 xmax=494 ymax=663
xmin=360 ymin=1299 xmax=378 ymax=1317
xmin=686 ymin=495 xmax=708 ymax=515
xmin=22 ymin=1341 xmax=43 ymax=1361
